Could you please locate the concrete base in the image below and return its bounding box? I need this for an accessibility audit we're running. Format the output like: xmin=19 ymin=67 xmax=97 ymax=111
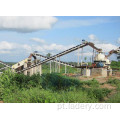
xmin=91 ymin=68 xmax=107 ymax=77
xmin=107 ymin=69 xmax=112 ymax=76
xmin=82 ymin=68 xmax=91 ymax=76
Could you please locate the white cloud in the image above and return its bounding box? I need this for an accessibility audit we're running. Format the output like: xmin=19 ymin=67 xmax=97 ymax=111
xmin=0 ymin=50 xmax=11 ymax=54
xmin=76 ymin=51 xmax=93 ymax=57
xmin=30 ymin=37 xmax=74 ymax=54
xmin=32 ymin=43 xmax=74 ymax=55
xmin=54 ymin=18 xmax=110 ymax=29
xmin=88 ymin=34 xmax=96 ymax=40
xmin=117 ymin=37 xmax=120 ymax=44
xmin=0 ymin=40 xmax=74 ymax=57
xmin=88 ymin=34 xmax=100 ymax=43
xmin=22 ymin=44 xmax=32 ymax=53
xmin=31 ymin=38 xmax=46 ymax=44
xmin=0 ymin=41 xmax=14 ymax=50
xmin=0 ymin=35 xmax=119 ymax=62
xmin=96 ymin=43 xmax=118 ymax=52
xmin=0 ymin=16 xmax=57 ymax=33
xmin=88 ymin=34 xmax=119 ymax=53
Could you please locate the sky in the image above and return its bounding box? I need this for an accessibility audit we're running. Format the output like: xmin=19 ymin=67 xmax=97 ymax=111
xmin=0 ymin=16 xmax=120 ymax=62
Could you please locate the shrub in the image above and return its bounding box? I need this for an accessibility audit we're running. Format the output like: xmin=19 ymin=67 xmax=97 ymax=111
xmin=40 ymin=73 xmax=82 ymax=90
xmin=106 ymin=91 xmax=120 ymax=103
xmin=82 ymin=79 xmax=99 ymax=88
xmin=3 ymin=87 xmax=98 ymax=103
xmin=85 ymin=88 xmax=111 ymax=101
xmin=107 ymin=79 xmax=120 ymax=85
xmin=107 ymin=79 xmax=120 ymax=91
xmin=0 ymin=70 xmax=111 ymax=103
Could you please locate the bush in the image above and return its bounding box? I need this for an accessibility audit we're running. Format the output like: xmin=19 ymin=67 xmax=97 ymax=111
xmin=85 ymin=88 xmax=111 ymax=101
xmin=12 ymin=73 xmax=42 ymax=89
xmin=40 ymin=73 xmax=82 ymax=90
xmin=107 ymin=79 xmax=120 ymax=85
xmin=3 ymin=87 xmax=98 ymax=103
xmin=0 ymin=70 xmax=111 ymax=103
xmin=106 ymin=92 xmax=120 ymax=103
xmin=82 ymin=79 xmax=99 ymax=88
xmin=107 ymin=79 xmax=120 ymax=91
xmin=110 ymin=61 xmax=120 ymax=69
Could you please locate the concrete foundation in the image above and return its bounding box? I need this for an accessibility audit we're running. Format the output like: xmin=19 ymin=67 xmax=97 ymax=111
xmin=91 ymin=68 xmax=107 ymax=77
xmin=82 ymin=68 xmax=91 ymax=76
xmin=107 ymin=69 xmax=112 ymax=76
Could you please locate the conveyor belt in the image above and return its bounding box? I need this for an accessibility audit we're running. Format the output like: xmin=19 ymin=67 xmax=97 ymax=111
xmin=0 ymin=61 xmax=12 ymax=68
xmin=33 ymin=53 xmax=76 ymax=68
xmin=17 ymin=41 xmax=102 ymax=73
xmin=106 ymin=47 xmax=120 ymax=57
xmin=17 ymin=42 xmax=89 ymax=73
xmin=0 ymin=66 xmax=9 ymax=71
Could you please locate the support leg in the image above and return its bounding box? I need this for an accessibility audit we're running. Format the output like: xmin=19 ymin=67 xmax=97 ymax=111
xmin=92 ymin=49 xmax=94 ymax=63
xmin=55 ymin=57 xmax=57 ymax=72
xmin=23 ymin=63 xmax=27 ymax=75
xmin=33 ymin=67 xmax=36 ymax=74
xmin=50 ymin=61 xmax=52 ymax=73
xmin=38 ymin=65 xmax=42 ymax=76
xmin=81 ymin=48 xmax=83 ymax=66
xmin=30 ymin=68 xmax=33 ymax=76
xmin=65 ymin=64 xmax=67 ymax=74
xmin=59 ymin=57 xmax=60 ymax=73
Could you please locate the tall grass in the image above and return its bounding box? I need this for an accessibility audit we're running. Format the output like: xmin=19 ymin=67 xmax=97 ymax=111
xmin=0 ymin=70 xmax=111 ymax=103
xmin=3 ymin=87 xmax=98 ymax=103
xmin=107 ymin=78 xmax=120 ymax=91
xmin=106 ymin=92 xmax=120 ymax=103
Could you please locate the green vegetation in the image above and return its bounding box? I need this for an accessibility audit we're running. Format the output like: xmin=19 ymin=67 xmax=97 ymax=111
xmin=105 ymin=78 xmax=120 ymax=103
xmin=0 ymin=61 xmax=120 ymax=103
xmin=106 ymin=91 xmax=120 ymax=103
xmin=42 ymin=63 xmax=77 ymax=74
xmin=107 ymin=78 xmax=120 ymax=90
xmin=110 ymin=61 xmax=120 ymax=69
xmin=0 ymin=69 xmax=113 ymax=103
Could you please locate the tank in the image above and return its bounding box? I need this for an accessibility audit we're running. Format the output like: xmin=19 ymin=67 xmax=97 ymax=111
xmin=94 ymin=53 xmax=105 ymax=61
xmin=105 ymin=58 xmax=111 ymax=65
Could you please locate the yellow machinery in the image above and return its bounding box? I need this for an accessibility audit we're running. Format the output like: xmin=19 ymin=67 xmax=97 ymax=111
xmin=12 ymin=58 xmax=31 ymax=71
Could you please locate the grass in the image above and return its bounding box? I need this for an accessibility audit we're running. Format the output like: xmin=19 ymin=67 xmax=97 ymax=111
xmin=110 ymin=61 xmax=120 ymax=69
xmin=42 ymin=63 xmax=78 ymax=74
xmin=3 ymin=87 xmax=98 ymax=103
xmin=107 ymin=78 xmax=120 ymax=91
xmin=106 ymin=91 xmax=120 ymax=103
xmin=105 ymin=78 xmax=120 ymax=102
xmin=0 ymin=69 xmax=118 ymax=103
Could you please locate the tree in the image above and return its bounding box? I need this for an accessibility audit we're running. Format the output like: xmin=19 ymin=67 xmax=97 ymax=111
xmin=46 ymin=53 xmax=52 ymax=58
xmin=84 ymin=57 xmax=87 ymax=63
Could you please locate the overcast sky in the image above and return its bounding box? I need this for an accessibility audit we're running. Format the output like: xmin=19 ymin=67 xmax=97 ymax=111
xmin=0 ymin=16 xmax=120 ymax=62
